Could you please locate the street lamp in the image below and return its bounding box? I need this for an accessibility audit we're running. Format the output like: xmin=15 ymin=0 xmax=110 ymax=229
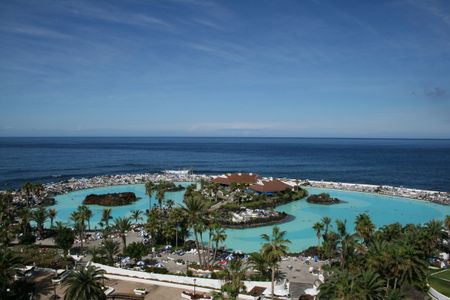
xmin=53 ymin=283 xmax=57 ymax=299
xmin=193 ymin=278 xmax=197 ymax=295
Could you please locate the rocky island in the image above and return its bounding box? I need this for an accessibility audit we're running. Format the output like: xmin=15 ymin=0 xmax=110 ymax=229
xmin=307 ymin=192 xmax=343 ymax=205
xmin=83 ymin=192 xmax=138 ymax=206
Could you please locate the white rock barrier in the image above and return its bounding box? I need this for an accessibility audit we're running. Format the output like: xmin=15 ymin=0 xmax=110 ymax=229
xmin=91 ymin=262 xmax=290 ymax=299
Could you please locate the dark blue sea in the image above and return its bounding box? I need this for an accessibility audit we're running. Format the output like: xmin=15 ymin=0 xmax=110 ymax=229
xmin=0 ymin=137 xmax=449 ymax=191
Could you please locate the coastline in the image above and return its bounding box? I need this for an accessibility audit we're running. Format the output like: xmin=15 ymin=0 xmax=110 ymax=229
xmin=3 ymin=172 xmax=449 ymax=206
xmin=301 ymin=179 xmax=450 ymax=205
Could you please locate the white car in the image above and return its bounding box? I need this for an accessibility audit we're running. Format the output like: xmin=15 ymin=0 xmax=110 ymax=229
xmin=51 ymin=269 xmax=71 ymax=284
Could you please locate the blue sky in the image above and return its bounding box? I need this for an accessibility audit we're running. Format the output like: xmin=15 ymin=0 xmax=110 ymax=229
xmin=0 ymin=0 xmax=449 ymax=138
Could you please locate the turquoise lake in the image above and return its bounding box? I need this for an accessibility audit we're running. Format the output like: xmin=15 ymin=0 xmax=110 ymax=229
xmin=52 ymin=184 xmax=449 ymax=252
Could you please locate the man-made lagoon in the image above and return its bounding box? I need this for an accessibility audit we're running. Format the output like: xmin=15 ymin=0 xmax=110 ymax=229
xmin=52 ymin=184 xmax=449 ymax=252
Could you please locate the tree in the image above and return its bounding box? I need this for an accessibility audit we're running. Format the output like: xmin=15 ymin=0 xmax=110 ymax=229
xmin=145 ymin=209 xmax=161 ymax=246
xmin=32 ymin=206 xmax=48 ymax=237
xmin=113 ymin=217 xmax=132 ymax=253
xmin=102 ymin=239 xmax=120 ymax=262
xmin=355 ymin=213 xmax=375 ymax=245
xmin=63 ymin=266 xmax=106 ymax=300
xmin=321 ymin=216 xmax=332 ymax=240
xmin=130 ymin=210 xmax=143 ymax=224
xmin=124 ymin=242 xmax=148 ymax=262
xmin=101 ymin=208 xmax=112 ymax=228
xmin=79 ymin=205 xmax=92 ymax=231
xmin=70 ymin=211 xmax=85 ymax=251
xmin=156 ymin=188 xmax=165 ymax=210
xmin=312 ymin=222 xmax=324 ymax=247
xmin=260 ymin=226 xmax=290 ymax=299
xmin=249 ymin=251 xmax=270 ymax=280
xmin=182 ymin=192 xmax=208 ymax=265
xmin=166 ymin=199 xmax=175 ymax=210
xmin=54 ymin=226 xmax=75 ymax=258
xmin=0 ymin=248 xmax=20 ymax=299
xmin=0 ymin=193 xmax=15 ymax=248
xmin=48 ymin=208 xmax=57 ymax=228
xmin=216 ymin=259 xmax=248 ymax=300
xmin=212 ymin=227 xmax=227 ymax=263
xmin=145 ymin=181 xmax=155 ymax=210
xmin=318 ymin=269 xmax=385 ymax=300
xmin=88 ymin=246 xmax=104 ymax=261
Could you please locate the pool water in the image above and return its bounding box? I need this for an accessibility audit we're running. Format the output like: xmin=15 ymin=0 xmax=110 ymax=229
xmin=51 ymin=184 xmax=449 ymax=252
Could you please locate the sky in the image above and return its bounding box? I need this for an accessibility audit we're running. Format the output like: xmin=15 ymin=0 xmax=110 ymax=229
xmin=0 ymin=0 xmax=449 ymax=138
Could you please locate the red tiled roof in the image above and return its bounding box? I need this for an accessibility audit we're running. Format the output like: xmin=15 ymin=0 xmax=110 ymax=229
xmin=249 ymin=179 xmax=291 ymax=193
xmin=211 ymin=173 xmax=259 ymax=185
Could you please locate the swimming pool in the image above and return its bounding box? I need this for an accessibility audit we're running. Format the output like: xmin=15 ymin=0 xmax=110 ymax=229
xmin=51 ymin=184 xmax=449 ymax=252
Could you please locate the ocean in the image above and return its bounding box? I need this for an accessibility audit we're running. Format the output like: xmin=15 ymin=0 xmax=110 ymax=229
xmin=0 ymin=137 xmax=449 ymax=191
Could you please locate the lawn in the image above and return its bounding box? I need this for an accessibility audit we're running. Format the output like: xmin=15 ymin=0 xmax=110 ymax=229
xmin=429 ymin=269 xmax=450 ymax=297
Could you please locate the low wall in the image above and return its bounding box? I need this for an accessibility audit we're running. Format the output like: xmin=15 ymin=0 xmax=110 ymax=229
xmin=429 ymin=286 xmax=450 ymax=300
xmin=91 ymin=263 xmax=290 ymax=297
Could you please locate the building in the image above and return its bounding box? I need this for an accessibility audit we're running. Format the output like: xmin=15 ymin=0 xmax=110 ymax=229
xmin=211 ymin=173 xmax=259 ymax=185
xmin=248 ymin=179 xmax=291 ymax=194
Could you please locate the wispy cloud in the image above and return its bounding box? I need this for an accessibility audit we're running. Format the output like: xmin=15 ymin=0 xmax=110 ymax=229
xmin=405 ymin=0 xmax=450 ymax=26
xmin=4 ymin=25 xmax=72 ymax=40
xmin=60 ymin=1 xmax=175 ymax=31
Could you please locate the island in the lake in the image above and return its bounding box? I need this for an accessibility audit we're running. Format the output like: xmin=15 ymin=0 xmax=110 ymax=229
xmin=83 ymin=192 xmax=138 ymax=206
xmin=307 ymin=192 xmax=343 ymax=205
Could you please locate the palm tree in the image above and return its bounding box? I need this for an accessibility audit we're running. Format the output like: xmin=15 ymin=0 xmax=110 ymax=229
xmin=113 ymin=217 xmax=132 ymax=253
xmin=217 ymin=259 xmax=248 ymax=299
xmin=145 ymin=209 xmax=161 ymax=246
xmin=321 ymin=216 xmax=332 ymax=240
xmin=80 ymin=205 xmax=93 ymax=231
xmin=166 ymin=199 xmax=175 ymax=210
xmin=63 ymin=266 xmax=106 ymax=300
xmin=48 ymin=208 xmax=57 ymax=228
xmin=22 ymin=182 xmax=35 ymax=207
xmin=249 ymin=252 xmax=270 ymax=280
xmin=54 ymin=225 xmax=75 ymax=258
xmin=130 ymin=209 xmax=143 ymax=224
xmin=32 ymin=206 xmax=48 ymax=237
xmin=70 ymin=211 xmax=85 ymax=251
xmin=335 ymin=219 xmax=356 ymax=269
xmin=182 ymin=192 xmax=208 ymax=266
xmin=168 ymin=208 xmax=185 ymax=248
xmin=87 ymin=246 xmax=104 ymax=261
xmin=156 ymin=188 xmax=165 ymax=210
xmin=102 ymin=239 xmax=120 ymax=262
xmin=312 ymin=222 xmax=324 ymax=247
xmin=145 ymin=181 xmax=155 ymax=210
xmin=357 ymin=270 xmax=386 ymax=300
xmin=318 ymin=269 xmax=385 ymax=300
xmin=0 ymin=248 xmax=20 ymax=299
xmin=18 ymin=207 xmax=32 ymax=235
xmin=261 ymin=226 xmax=290 ymax=299
xmin=355 ymin=213 xmax=375 ymax=245
xmin=101 ymin=208 xmax=112 ymax=228
xmin=212 ymin=227 xmax=227 ymax=263
xmin=425 ymin=219 xmax=444 ymax=246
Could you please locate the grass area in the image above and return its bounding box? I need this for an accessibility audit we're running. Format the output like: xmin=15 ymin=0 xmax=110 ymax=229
xmin=429 ymin=269 xmax=450 ymax=297
xmin=432 ymin=269 xmax=450 ymax=281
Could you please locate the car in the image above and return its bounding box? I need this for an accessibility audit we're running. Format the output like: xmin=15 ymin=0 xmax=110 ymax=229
xmin=51 ymin=269 xmax=71 ymax=284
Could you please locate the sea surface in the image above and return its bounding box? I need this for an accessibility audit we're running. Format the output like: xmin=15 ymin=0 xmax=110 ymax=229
xmin=1 ymin=137 xmax=450 ymax=191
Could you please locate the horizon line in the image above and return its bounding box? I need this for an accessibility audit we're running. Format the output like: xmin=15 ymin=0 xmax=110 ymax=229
xmin=1 ymin=136 xmax=450 ymax=140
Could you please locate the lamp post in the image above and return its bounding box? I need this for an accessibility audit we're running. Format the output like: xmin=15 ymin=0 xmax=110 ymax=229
xmin=193 ymin=278 xmax=197 ymax=295
xmin=53 ymin=283 xmax=57 ymax=299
